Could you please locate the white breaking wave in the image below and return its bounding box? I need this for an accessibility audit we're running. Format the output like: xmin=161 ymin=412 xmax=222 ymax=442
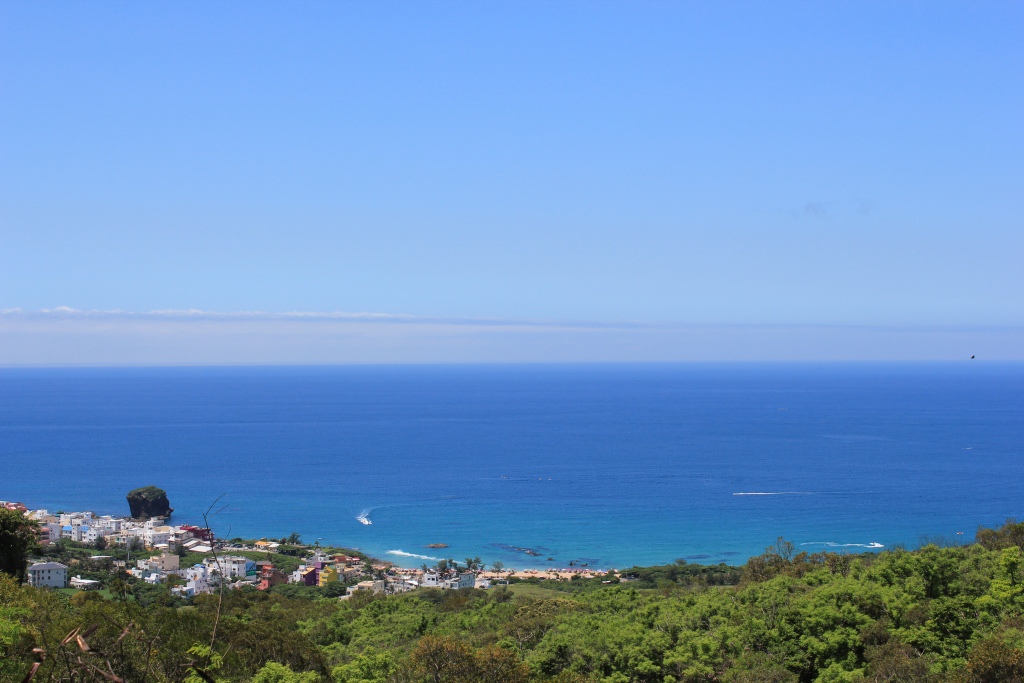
xmin=387 ymin=550 xmax=440 ymax=561
xmin=801 ymin=541 xmax=884 ymax=549
xmin=732 ymin=492 xmax=814 ymax=496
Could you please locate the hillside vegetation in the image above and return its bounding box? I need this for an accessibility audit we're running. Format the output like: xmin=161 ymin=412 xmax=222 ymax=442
xmin=2 ymin=521 xmax=1024 ymax=683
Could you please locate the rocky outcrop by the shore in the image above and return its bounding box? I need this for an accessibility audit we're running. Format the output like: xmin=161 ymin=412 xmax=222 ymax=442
xmin=126 ymin=486 xmax=173 ymax=519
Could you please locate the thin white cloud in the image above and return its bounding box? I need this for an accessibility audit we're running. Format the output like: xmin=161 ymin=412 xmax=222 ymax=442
xmin=0 ymin=307 xmax=647 ymax=330
xmin=6 ymin=307 xmax=441 ymax=322
xmin=3 ymin=308 xmax=1022 ymax=333
xmin=1 ymin=308 xmax=1022 ymax=365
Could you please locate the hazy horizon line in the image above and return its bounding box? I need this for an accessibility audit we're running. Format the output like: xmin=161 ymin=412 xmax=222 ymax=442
xmin=3 ymin=360 xmax=1019 ymax=370
xmin=2 ymin=306 xmax=1022 ymax=333
xmin=3 ymin=307 xmax=1021 ymax=364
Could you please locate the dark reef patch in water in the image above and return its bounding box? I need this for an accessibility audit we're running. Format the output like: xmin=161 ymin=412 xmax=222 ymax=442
xmin=491 ymin=543 xmax=548 ymax=557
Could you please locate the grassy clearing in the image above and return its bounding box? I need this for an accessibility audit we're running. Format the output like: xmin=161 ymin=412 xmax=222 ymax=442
xmin=58 ymin=587 xmax=122 ymax=600
xmin=504 ymin=583 xmax=568 ymax=599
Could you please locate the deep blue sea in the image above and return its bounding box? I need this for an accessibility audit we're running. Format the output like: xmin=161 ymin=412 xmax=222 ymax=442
xmin=2 ymin=363 xmax=1022 ymax=569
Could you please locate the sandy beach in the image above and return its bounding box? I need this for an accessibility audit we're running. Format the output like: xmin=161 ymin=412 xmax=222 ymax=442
xmin=478 ymin=568 xmax=614 ymax=582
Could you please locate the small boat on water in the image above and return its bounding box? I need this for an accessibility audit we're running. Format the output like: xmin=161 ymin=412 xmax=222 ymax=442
xmin=356 ymin=514 xmax=372 ymax=526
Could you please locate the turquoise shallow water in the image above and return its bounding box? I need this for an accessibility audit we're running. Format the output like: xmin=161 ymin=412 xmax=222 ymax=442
xmin=2 ymin=363 xmax=1022 ymax=569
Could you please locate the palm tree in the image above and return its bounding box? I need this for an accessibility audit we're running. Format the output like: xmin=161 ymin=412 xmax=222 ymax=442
xmin=491 ymin=560 xmax=504 ymax=584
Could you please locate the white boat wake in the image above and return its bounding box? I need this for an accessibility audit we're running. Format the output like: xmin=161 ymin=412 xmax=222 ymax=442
xmin=387 ymin=549 xmax=440 ymax=561
xmin=801 ymin=541 xmax=884 ymax=549
xmin=732 ymin=492 xmax=814 ymax=496
xmin=356 ymin=510 xmax=372 ymax=525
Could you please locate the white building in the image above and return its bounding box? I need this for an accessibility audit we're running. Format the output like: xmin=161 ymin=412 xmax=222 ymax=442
xmin=59 ymin=512 xmax=93 ymax=526
xmin=386 ymin=575 xmax=419 ymax=594
xmin=173 ymin=564 xmax=212 ymax=596
xmin=181 ymin=538 xmax=203 ymax=551
xmin=27 ymin=562 xmax=68 ymax=588
xmin=39 ymin=522 xmax=62 ymax=545
xmin=93 ymin=516 xmax=123 ymax=533
xmin=70 ymin=575 xmax=101 ymax=590
xmin=289 ymin=564 xmax=314 ymax=584
xmin=144 ymin=526 xmax=172 ymax=548
xmin=422 ymin=572 xmax=476 ymax=590
xmin=116 ymin=528 xmax=146 ymax=547
xmin=449 ymin=573 xmax=476 ymax=589
xmin=205 ymin=556 xmax=256 ymax=579
xmin=127 ymin=567 xmax=163 ymax=583
xmin=346 ymin=579 xmax=386 ymax=596
xmin=84 ymin=527 xmax=113 ymax=544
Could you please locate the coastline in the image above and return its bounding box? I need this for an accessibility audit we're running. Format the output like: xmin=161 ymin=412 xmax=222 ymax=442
xmin=4 ymin=364 xmax=1021 ymax=574
xmin=5 ymin=493 xmax=907 ymax=574
xmin=7 ymin=496 xmax=624 ymax=583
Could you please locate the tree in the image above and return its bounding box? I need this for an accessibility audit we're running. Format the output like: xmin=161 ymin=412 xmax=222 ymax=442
xmin=411 ymin=636 xmax=528 ymax=683
xmin=864 ymin=641 xmax=932 ymax=683
xmin=0 ymin=508 xmax=38 ymax=582
xmin=966 ymin=637 xmax=1024 ymax=682
xmin=332 ymin=648 xmax=397 ymax=683
xmin=108 ymin=570 xmax=133 ymax=601
xmin=287 ymin=532 xmax=302 ymax=545
xmin=412 ymin=636 xmax=477 ymax=683
xmin=251 ymin=662 xmax=318 ymax=683
xmin=976 ymin=518 xmax=1024 ymax=551
xmin=473 ymin=645 xmax=529 ymax=683
xmin=94 ymin=535 xmax=108 ymax=551
xmin=1000 ymin=546 xmax=1022 ymax=585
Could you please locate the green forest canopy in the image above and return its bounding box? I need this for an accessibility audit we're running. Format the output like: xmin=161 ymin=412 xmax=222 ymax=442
xmin=1 ymin=520 xmax=1023 ymax=683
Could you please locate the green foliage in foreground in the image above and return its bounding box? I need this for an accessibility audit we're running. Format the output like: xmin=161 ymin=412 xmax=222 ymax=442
xmin=0 ymin=508 xmax=38 ymax=583
xmin=2 ymin=521 xmax=1024 ymax=682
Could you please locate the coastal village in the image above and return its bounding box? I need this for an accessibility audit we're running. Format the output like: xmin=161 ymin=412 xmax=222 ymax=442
xmin=3 ymin=497 xmax=612 ymax=598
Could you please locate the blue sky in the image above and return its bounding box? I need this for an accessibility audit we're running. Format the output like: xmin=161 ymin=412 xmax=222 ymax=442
xmin=1 ymin=2 xmax=1022 ymax=362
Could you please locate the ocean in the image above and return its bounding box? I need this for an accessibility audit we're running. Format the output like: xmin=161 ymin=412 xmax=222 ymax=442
xmin=2 ymin=363 xmax=1022 ymax=569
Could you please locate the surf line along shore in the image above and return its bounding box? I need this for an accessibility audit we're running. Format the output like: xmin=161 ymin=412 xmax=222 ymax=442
xmin=381 ymin=550 xmax=612 ymax=578
xmin=354 ymin=510 xmax=610 ymax=575
xmin=21 ymin=490 xmax=619 ymax=584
